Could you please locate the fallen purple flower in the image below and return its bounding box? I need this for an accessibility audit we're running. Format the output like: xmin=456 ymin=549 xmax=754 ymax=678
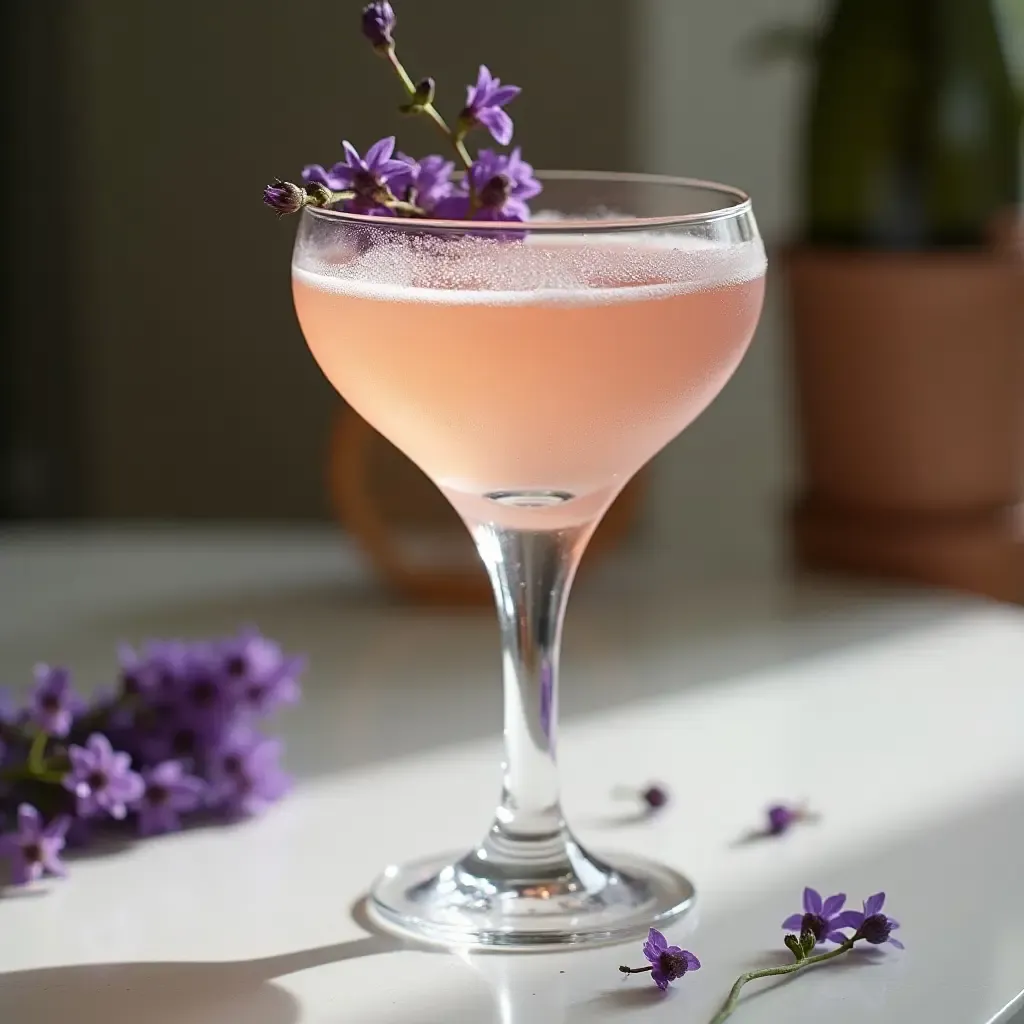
xmin=0 ymin=804 xmax=69 ymax=885
xmin=781 ymin=887 xmax=852 ymax=947
xmin=29 ymin=665 xmax=82 ymax=738
xmin=208 ymin=727 xmax=291 ymax=818
xmin=63 ymin=733 xmax=144 ymax=820
xmin=619 ymin=927 xmax=701 ymax=991
xmin=844 ymin=892 xmax=904 ymax=949
xmin=136 ymin=760 xmax=207 ymax=837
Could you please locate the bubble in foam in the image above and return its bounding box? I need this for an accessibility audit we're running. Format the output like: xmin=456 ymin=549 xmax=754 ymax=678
xmin=294 ymin=219 xmax=765 ymax=304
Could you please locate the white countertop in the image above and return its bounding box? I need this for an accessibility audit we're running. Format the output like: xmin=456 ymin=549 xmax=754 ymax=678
xmin=1 ymin=526 xmax=1022 ymax=1024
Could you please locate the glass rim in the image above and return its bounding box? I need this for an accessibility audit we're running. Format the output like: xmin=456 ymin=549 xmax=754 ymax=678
xmin=302 ymin=170 xmax=753 ymax=234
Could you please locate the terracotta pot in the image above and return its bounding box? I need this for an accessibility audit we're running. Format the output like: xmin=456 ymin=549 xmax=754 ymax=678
xmin=784 ymin=245 xmax=1024 ymax=601
xmin=327 ymin=405 xmax=646 ymax=606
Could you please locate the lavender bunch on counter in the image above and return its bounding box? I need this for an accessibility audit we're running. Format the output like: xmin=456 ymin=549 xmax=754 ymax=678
xmin=0 ymin=628 xmax=304 ymax=888
xmin=263 ymin=2 xmax=541 ymax=223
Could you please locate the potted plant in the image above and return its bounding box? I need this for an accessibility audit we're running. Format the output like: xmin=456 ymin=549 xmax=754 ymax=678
xmin=769 ymin=0 xmax=1024 ymax=601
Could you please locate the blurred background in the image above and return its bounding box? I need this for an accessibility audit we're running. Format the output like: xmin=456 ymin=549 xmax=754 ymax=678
xmin=2 ymin=0 xmax=1023 ymax=601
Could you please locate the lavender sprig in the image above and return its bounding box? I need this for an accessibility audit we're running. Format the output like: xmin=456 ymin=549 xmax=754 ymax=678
xmin=0 ymin=628 xmax=304 ymax=889
xmin=708 ymin=891 xmax=903 ymax=1023
xmin=264 ymin=3 xmax=537 ymax=221
xmin=361 ymin=3 xmax=474 ymax=177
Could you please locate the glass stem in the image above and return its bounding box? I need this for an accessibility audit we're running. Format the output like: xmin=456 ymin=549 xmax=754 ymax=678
xmin=470 ymin=517 xmax=597 ymax=867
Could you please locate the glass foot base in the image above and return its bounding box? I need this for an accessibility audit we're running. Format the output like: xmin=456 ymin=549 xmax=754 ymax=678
xmin=367 ymin=844 xmax=695 ymax=951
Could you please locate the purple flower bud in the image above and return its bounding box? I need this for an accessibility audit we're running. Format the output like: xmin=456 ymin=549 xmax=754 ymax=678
xmin=767 ymin=804 xmax=798 ymax=835
xmin=642 ymin=784 xmax=669 ymax=810
xmin=361 ymin=2 xmax=396 ymax=50
xmin=263 ymin=179 xmax=307 ymax=216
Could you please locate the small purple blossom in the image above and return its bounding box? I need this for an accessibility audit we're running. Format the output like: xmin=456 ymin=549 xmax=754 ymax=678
xmin=433 ymin=148 xmax=542 ymax=222
xmin=263 ymin=179 xmax=307 ymax=217
xmin=460 ymin=65 xmax=521 ymax=145
xmin=303 ymin=136 xmax=408 ymax=215
xmin=619 ymin=928 xmax=700 ymax=991
xmin=0 ymin=804 xmax=69 ymax=885
xmin=642 ymin=784 xmax=670 ymax=810
xmin=117 ymin=643 xmax=164 ymax=699
xmin=208 ymin=727 xmax=291 ymax=817
xmin=767 ymin=804 xmax=799 ymax=835
xmin=844 ymin=892 xmax=904 ymax=949
xmin=782 ymin=888 xmax=853 ymax=946
xmin=219 ymin=628 xmax=304 ymax=717
xmin=361 ymin=1 xmax=396 ymax=50
xmin=63 ymin=733 xmax=144 ymax=820
xmin=29 ymin=665 xmax=82 ymax=738
xmin=394 ymin=152 xmax=454 ymax=212
xmin=136 ymin=761 xmax=206 ymax=836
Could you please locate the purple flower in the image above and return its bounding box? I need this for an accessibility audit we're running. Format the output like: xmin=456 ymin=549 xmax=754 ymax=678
xmin=117 ymin=642 xmax=165 ymax=699
xmin=433 ymin=148 xmax=542 ymax=222
xmin=302 ymin=137 xmax=408 ymax=215
xmin=394 ymin=152 xmax=454 ymax=212
xmin=29 ymin=664 xmax=82 ymax=738
xmin=208 ymin=727 xmax=291 ymax=817
xmin=782 ymin=888 xmax=853 ymax=947
xmin=642 ymin=928 xmax=701 ymax=991
xmin=642 ymin=784 xmax=670 ymax=810
xmin=0 ymin=805 xmax=69 ymax=885
xmin=844 ymin=892 xmax=904 ymax=949
xmin=263 ymin=179 xmax=307 ymax=217
xmin=460 ymin=65 xmax=521 ymax=145
xmin=63 ymin=733 xmax=144 ymax=820
xmin=767 ymin=804 xmax=799 ymax=835
xmin=361 ymin=1 xmax=396 ymax=50
xmin=136 ymin=761 xmax=206 ymax=836
xmin=178 ymin=666 xmax=234 ymax=732
xmin=218 ymin=627 xmax=303 ymax=717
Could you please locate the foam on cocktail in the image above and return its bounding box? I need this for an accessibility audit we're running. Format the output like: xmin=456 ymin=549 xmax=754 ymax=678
xmin=293 ymin=229 xmax=766 ymax=306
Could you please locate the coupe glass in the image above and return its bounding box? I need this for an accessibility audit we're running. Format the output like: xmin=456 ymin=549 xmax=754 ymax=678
xmin=291 ymin=172 xmax=766 ymax=949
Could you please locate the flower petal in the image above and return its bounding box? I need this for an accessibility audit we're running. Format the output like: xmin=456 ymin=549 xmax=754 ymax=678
xmin=863 ymin=892 xmax=886 ymax=916
xmin=16 ymin=804 xmax=41 ymax=834
xmin=647 ymin=927 xmax=668 ymax=951
xmin=41 ymin=848 xmax=66 ymax=877
xmin=887 ymin=919 xmax=900 ymax=930
xmin=804 ymin=887 xmax=823 ymax=915
xmin=341 ymin=140 xmax=364 ymax=168
xmin=888 ymin=937 xmax=905 ymax=950
xmin=826 ymin=931 xmax=849 ymax=945
xmin=477 ymin=107 xmax=514 ymax=145
xmin=87 ymin=732 xmax=114 ymax=759
xmin=364 ymin=136 xmax=397 ymax=170
xmin=377 ymin=157 xmax=413 ymax=180
xmin=822 ymin=893 xmax=846 ymax=918
xmin=512 ymin=178 xmax=543 ymax=201
xmin=489 ymin=84 xmax=521 ymax=106
xmin=301 ymin=164 xmax=330 ymax=185
xmin=682 ymin=951 xmax=701 ymax=971
xmin=781 ymin=914 xmax=804 ymax=931
xmin=431 ymin=195 xmax=472 ymax=220
xmin=650 ymin=967 xmax=669 ymax=991
xmin=474 ymin=64 xmax=493 ymax=93
xmin=44 ymin=815 xmax=71 ymax=841
xmin=831 ymin=910 xmax=864 ymax=930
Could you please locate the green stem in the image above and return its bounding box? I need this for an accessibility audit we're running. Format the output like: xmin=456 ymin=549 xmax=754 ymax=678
xmin=0 ymin=767 xmax=66 ymax=785
xmin=383 ymin=47 xmax=477 ymax=208
xmin=709 ymin=941 xmax=856 ymax=1024
xmin=27 ymin=731 xmax=48 ymax=775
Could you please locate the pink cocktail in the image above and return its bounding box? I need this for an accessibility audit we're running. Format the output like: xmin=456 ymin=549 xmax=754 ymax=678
xmin=290 ymin=172 xmax=765 ymax=949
